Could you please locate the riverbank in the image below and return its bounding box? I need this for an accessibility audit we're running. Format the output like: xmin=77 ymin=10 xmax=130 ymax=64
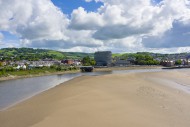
xmin=0 ymin=69 xmax=80 ymax=81
xmin=0 ymin=65 xmax=162 ymax=81
xmin=1 ymin=70 xmax=190 ymax=127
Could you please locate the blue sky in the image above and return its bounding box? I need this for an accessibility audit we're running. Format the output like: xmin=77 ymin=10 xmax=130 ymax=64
xmin=0 ymin=0 xmax=190 ymax=53
xmin=51 ymin=0 xmax=103 ymax=14
xmin=1 ymin=31 xmax=19 ymax=41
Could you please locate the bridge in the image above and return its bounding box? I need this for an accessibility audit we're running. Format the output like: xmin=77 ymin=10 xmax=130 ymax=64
xmin=80 ymin=66 xmax=94 ymax=72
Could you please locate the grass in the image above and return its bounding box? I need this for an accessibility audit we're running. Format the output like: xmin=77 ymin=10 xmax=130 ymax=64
xmin=1 ymin=66 xmax=80 ymax=78
xmin=112 ymin=53 xmax=123 ymax=57
xmin=47 ymin=51 xmax=65 ymax=58
xmin=8 ymin=69 xmax=53 ymax=76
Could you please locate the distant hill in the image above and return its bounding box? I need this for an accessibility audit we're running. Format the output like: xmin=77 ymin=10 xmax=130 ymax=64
xmin=0 ymin=48 xmax=94 ymax=61
xmin=112 ymin=52 xmax=190 ymax=60
xmin=0 ymin=48 xmax=189 ymax=61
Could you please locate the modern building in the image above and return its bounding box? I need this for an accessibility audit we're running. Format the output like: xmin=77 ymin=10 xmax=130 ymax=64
xmin=94 ymin=51 xmax=112 ymax=66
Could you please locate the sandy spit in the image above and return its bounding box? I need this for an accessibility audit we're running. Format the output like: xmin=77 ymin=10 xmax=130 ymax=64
xmin=0 ymin=70 xmax=190 ymax=127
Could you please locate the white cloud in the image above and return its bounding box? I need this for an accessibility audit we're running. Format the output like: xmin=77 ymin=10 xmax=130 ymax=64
xmin=85 ymin=0 xmax=93 ymax=2
xmin=69 ymin=7 xmax=104 ymax=30
xmin=0 ymin=0 xmax=69 ymax=40
xmin=142 ymin=22 xmax=190 ymax=48
xmin=1 ymin=0 xmax=190 ymax=53
xmin=146 ymin=47 xmax=190 ymax=54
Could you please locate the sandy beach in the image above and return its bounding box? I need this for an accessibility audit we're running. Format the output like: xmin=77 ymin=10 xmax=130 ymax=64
xmin=1 ymin=70 xmax=190 ymax=127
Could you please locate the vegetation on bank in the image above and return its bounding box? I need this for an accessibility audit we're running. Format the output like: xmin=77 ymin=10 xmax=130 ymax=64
xmin=112 ymin=52 xmax=190 ymax=60
xmin=134 ymin=54 xmax=160 ymax=65
xmin=0 ymin=65 xmax=79 ymax=77
xmin=113 ymin=53 xmax=160 ymax=65
xmin=82 ymin=56 xmax=96 ymax=66
xmin=175 ymin=59 xmax=182 ymax=65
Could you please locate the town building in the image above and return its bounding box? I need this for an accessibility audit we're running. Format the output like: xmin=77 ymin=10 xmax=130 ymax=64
xmin=94 ymin=51 xmax=112 ymax=66
xmin=161 ymin=60 xmax=175 ymax=67
xmin=181 ymin=59 xmax=190 ymax=66
xmin=114 ymin=59 xmax=131 ymax=66
xmin=113 ymin=57 xmax=135 ymax=66
xmin=61 ymin=59 xmax=74 ymax=65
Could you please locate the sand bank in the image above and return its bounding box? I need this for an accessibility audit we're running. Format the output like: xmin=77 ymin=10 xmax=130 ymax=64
xmin=0 ymin=70 xmax=190 ymax=127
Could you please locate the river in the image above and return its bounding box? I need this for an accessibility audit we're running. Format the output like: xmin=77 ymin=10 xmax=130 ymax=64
xmin=0 ymin=68 xmax=169 ymax=111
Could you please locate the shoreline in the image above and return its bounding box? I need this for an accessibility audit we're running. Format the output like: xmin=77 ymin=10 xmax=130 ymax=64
xmin=0 ymin=66 xmax=163 ymax=81
xmin=0 ymin=70 xmax=80 ymax=81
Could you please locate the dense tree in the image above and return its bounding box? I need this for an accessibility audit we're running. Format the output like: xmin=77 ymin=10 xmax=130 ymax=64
xmin=135 ymin=54 xmax=160 ymax=65
xmin=175 ymin=60 xmax=182 ymax=65
xmin=82 ymin=56 xmax=96 ymax=66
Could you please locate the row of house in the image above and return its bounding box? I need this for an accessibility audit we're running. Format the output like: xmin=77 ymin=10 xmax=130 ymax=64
xmin=0 ymin=59 xmax=82 ymax=69
xmin=112 ymin=57 xmax=135 ymax=66
xmin=161 ymin=59 xmax=190 ymax=67
xmin=61 ymin=59 xmax=81 ymax=66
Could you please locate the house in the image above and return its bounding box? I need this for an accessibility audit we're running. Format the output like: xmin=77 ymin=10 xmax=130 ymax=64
xmin=181 ymin=59 xmax=190 ymax=66
xmin=16 ymin=64 xmax=27 ymax=70
xmin=28 ymin=65 xmax=35 ymax=69
xmin=22 ymin=65 xmax=27 ymax=70
xmin=161 ymin=60 xmax=175 ymax=67
xmin=61 ymin=59 xmax=74 ymax=65
xmin=53 ymin=60 xmax=61 ymax=65
xmin=16 ymin=65 xmax=21 ymax=69
xmin=115 ymin=59 xmax=131 ymax=66
xmin=73 ymin=60 xmax=81 ymax=66
xmin=1 ymin=61 xmax=7 ymax=66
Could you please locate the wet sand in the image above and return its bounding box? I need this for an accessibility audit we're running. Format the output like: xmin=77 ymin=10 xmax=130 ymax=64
xmin=0 ymin=70 xmax=190 ymax=127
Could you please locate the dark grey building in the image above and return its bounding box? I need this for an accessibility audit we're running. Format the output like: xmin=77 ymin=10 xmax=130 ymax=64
xmin=94 ymin=51 xmax=112 ymax=66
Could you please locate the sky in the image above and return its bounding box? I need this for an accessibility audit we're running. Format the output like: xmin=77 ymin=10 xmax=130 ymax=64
xmin=0 ymin=0 xmax=190 ymax=53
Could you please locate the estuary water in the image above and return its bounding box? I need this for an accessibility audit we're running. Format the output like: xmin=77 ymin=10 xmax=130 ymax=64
xmin=0 ymin=69 xmax=165 ymax=110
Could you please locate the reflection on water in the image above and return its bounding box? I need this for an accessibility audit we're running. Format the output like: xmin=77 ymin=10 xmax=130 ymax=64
xmin=0 ymin=69 xmax=162 ymax=110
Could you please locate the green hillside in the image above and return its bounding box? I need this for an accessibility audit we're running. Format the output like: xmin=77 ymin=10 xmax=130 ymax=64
xmin=0 ymin=48 xmax=94 ymax=61
xmin=0 ymin=48 xmax=189 ymax=62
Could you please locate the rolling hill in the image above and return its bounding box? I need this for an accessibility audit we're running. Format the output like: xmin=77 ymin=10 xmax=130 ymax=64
xmin=0 ymin=48 xmax=94 ymax=61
